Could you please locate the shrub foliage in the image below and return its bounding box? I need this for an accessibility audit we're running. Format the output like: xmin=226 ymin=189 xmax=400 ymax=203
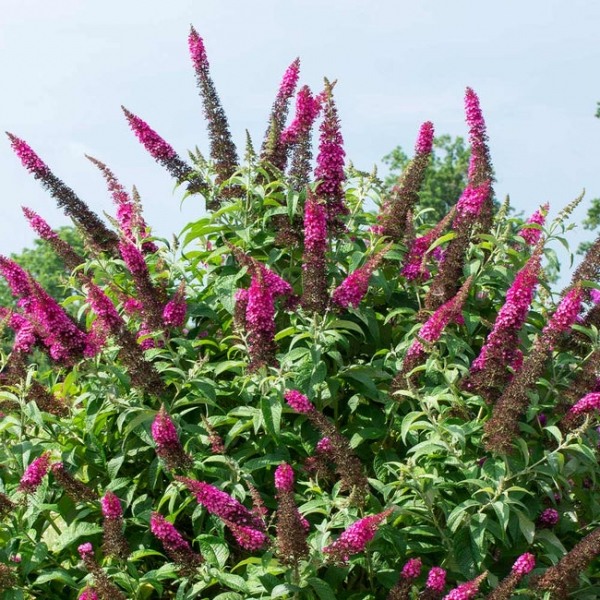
xmin=1 ymin=27 xmax=600 ymax=600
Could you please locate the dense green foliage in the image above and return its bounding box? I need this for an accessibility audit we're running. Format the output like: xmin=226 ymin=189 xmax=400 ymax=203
xmin=1 ymin=29 xmax=600 ymax=600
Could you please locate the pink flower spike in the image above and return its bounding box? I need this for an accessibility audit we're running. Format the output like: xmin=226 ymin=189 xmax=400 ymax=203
xmin=7 ymin=133 xmax=50 ymax=178
xmin=543 ymin=286 xmax=584 ymax=337
xmin=402 ymin=557 xmax=422 ymax=580
xmin=443 ymin=573 xmax=485 ymax=600
xmin=323 ymin=509 xmax=392 ymax=563
xmin=19 ymin=452 xmax=51 ymax=493
xmin=188 ymin=26 xmax=209 ymax=70
xmin=78 ymin=542 xmax=94 ymax=560
xmin=519 ymin=203 xmax=548 ymax=245
xmin=226 ymin=521 xmax=268 ymax=550
xmin=163 ymin=283 xmax=187 ymax=328
xmin=569 ymin=392 xmax=600 ymax=416
xmin=512 ymin=552 xmax=535 ymax=576
xmin=122 ymin=107 xmax=177 ymax=162
xmin=274 ymin=463 xmax=295 ymax=493
xmin=101 ymin=491 xmax=123 ymax=519
xmin=426 ymin=567 xmax=447 ymax=592
xmin=78 ymin=588 xmax=99 ymax=600
xmin=284 ymin=390 xmax=315 ymax=414
xmin=22 ymin=207 xmax=58 ymax=241
xmin=415 ymin=121 xmax=434 ymax=155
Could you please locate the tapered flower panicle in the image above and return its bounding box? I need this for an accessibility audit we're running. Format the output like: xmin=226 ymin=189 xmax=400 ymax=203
xmin=285 ymin=389 xmax=367 ymax=504
xmin=176 ymin=477 xmax=265 ymax=531
xmin=150 ymin=512 xmax=203 ymax=573
xmin=78 ymin=588 xmax=99 ymax=600
xmin=519 ymin=203 xmax=548 ymax=246
xmin=86 ymin=156 xmax=157 ymax=252
xmin=287 ymin=86 xmax=323 ymax=190
xmin=188 ymin=26 xmax=238 ymax=206
xmin=484 ymin=286 xmax=583 ymax=454
xmin=387 ymin=558 xmax=423 ymax=600
xmin=22 ymin=206 xmax=84 ymax=270
xmin=427 ymin=567 xmax=447 ymax=593
xmin=302 ymin=193 xmax=329 ymax=312
xmin=561 ymin=391 xmax=600 ymax=430
xmin=19 ymin=451 xmax=51 ymax=493
xmin=245 ymin=271 xmax=278 ymax=370
xmin=118 ymin=240 xmax=165 ymax=329
xmin=7 ymin=133 xmax=118 ymax=254
xmin=393 ymin=277 xmax=472 ymax=390
xmin=323 ymin=509 xmax=392 ymax=563
xmin=163 ymin=282 xmax=187 ymax=328
xmin=284 ymin=390 xmax=315 ymax=414
xmin=151 ymin=405 xmax=192 ymax=470
xmin=78 ymin=543 xmax=126 ymax=600
xmin=122 ymin=107 xmax=202 ymax=195
xmin=402 ymin=207 xmax=455 ymax=281
xmin=83 ymin=278 xmax=165 ymax=395
xmin=375 ymin=121 xmax=434 ymax=241
xmin=535 ymin=527 xmax=600 ymax=598
xmin=332 ymin=245 xmax=390 ymax=309
xmin=0 ymin=257 xmax=88 ymax=364
xmin=465 ymin=87 xmax=493 ymax=186
xmin=261 ymin=58 xmax=300 ymax=171
xmin=315 ymin=81 xmax=348 ymax=226
xmin=464 ymin=245 xmax=542 ymax=400
xmin=51 ymin=462 xmax=96 ymax=502
xmin=442 ymin=573 xmax=486 ymax=600
xmin=543 ymin=285 xmax=584 ymax=338
xmin=101 ymin=491 xmax=129 ymax=558
xmin=274 ymin=462 xmax=309 ymax=566
xmin=487 ymin=553 xmax=535 ymax=600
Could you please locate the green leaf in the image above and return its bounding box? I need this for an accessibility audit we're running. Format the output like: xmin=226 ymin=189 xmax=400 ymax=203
xmin=307 ymin=577 xmax=337 ymax=600
xmin=52 ymin=521 xmax=103 ymax=553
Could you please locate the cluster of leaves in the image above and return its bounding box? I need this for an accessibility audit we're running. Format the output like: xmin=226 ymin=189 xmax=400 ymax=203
xmin=2 ymin=27 xmax=600 ymax=600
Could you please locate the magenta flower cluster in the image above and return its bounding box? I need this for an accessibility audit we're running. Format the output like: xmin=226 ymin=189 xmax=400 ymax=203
xmin=315 ymin=88 xmax=347 ymax=217
xmin=454 ymin=181 xmax=492 ymax=226
xmin=402 ymin=231 xmax=437 ymax=281
xmin=332 ymin=252 xmax=384 ymax=309
xmin=443 ymin=576 xmax=482 ymax=600
xmin=101 ymin=491 xmax=123 ymax=519
xmin=405 ymin=289 xmax=465 ymax=363
xmin=303 ymin=195 xmax=328 ymax=255
xmin=274 ymin=463 xmax=295 ymax=493
xmin=281 ymin=85 xmax=322 ymax=144
xmin=512 ymin=552 xmax=535 ymax=576
xmin=22 ymin=207 xmax=58 ymax=241
xmin=539 ymin=508 xmax=559 ymax=528
xmin=323 ymin=510 xmax=391 ymax=562
xmin=426 ymin=567 xmax=447 ymax=592
xmin=415 ymin=121 xmax=435 ymax=155
xmin=122 ymin=108 xmax=177 ymax=162
xmin=7 ymin=133 xmax=50 ymax=178
xmin=470 ymin=251 xmax=540 ymax=373
xmin=177 ymin=477 xmax=266 ymax=549
xmin=276 ymin=58 xmax=301 ymax=104
xmin=519 ymin=204 xmax=548 ymax=246
xmin=150 ymin=512 xmax=200 ymax=563
xmin=188 ymin=27 xmax=208 ymax=70
xmin=77 ymin=542 xmax=94 ymax=561
xmin=19 ymin=452 xmax=51 ymax=493
xmin=119 ymin=240 xmax=148 ymax=276
xmin=163 ymin=286 xmax=187 ymax=328
xmin=569 ymin=392 xmax=600 ymax=416
xmin=284 ymin=390 xmax=315 ymax=414
xmin=401 ymin=557 xmax=422 ymax=580
xmin=464 ymin=87 xmax=488 ymax=181
xmin=543 ymin=286 xmax=584 ymax=337
xmin=78 ymin=588 xmax=98 ymax=600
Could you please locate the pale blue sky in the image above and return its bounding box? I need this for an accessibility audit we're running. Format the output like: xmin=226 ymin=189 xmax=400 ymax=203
xmin=1 ymin=1 xmax=599 ymax=274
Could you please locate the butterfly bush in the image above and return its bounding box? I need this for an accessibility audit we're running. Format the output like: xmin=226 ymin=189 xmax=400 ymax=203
xmin=2 ymin=25 xmax=600 ymax=600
